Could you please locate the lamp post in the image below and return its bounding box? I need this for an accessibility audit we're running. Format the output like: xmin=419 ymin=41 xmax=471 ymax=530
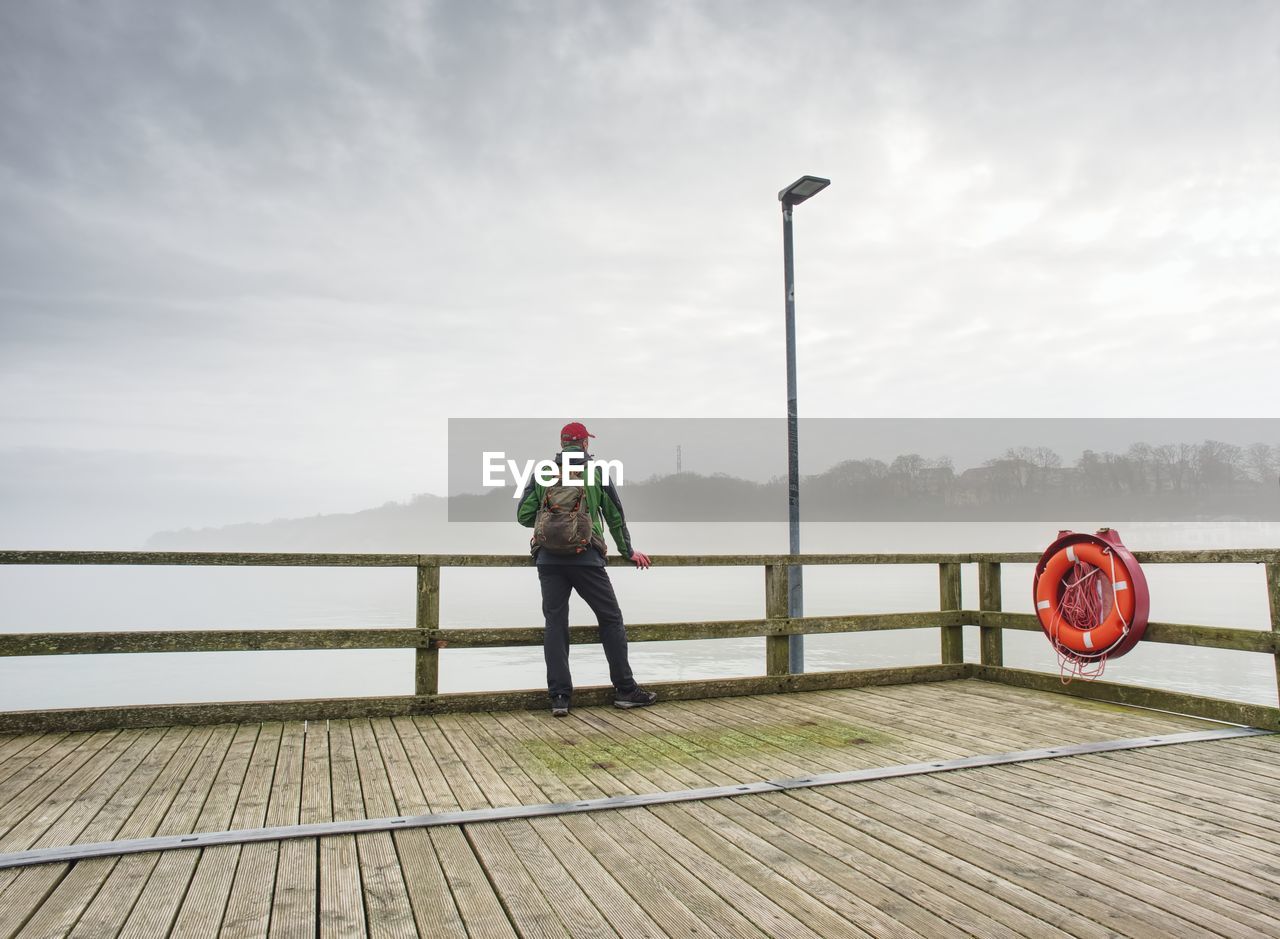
xmin=778 ymin=174 xmax=830 ymax=674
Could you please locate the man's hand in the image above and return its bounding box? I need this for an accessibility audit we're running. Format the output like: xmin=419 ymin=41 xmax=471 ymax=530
xmin=630 ymin=551 xmax=651 ymax=570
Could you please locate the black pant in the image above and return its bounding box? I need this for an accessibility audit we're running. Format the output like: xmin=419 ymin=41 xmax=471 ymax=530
xmin=538 ymin=565 xmax=636 ymax=699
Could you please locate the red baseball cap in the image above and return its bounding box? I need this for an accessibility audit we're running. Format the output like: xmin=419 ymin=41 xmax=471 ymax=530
xmin=560 ymin=421 xmax=595 ymax=442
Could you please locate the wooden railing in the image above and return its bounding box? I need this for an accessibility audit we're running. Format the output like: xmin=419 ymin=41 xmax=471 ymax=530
xmin=1 ymin=549 xmax=1278 ymax=733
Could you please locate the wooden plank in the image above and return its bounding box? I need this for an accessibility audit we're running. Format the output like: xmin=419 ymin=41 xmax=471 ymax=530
xmin=219 ymin=722 xmax=293 ymax=939
xmin=623 ymin=806 xmax=824 ymax=939
xmin=975 ymin=609 xmax=1279 ymax=652
xmin=408 ymin=716 xmax=496 ymax=811
xmin=459 ymin=711 xmax=582 ymax=804
xmin=0 ymin=733 xmax=40 ymax=767
xmin=437 ymin=553 xmax=987 ymax=568
xmin=654 ymin=800 xmax=892 ymax=938
xmin=714 ymin=792 xmax=1062 ymax=939
xmin=575 ymin=811 xmax=771 ymax=939
xmin=0 ymin=695 xmax=425 ymax=735
xmin=0 ymin=733 xmax=138 ymax=885
xmin=0 ymin=734 xmax=70 ymax=789
xmin=454 ymin=718 xmax=766 ymax=939
xmin=677 ymin=797 xmax=993 ymax=939
xmin=765 ymin=565 xmax=790 ymax=676
xmin=5 ymin=547 xmax=1280 ymax=569
xmin=0 ymin=864 xmax=66 ymax=938
xmin=431 ymin=714 xmax=522 ymax=806
xmin=973 ymin=664 xmax=1280 ymax=729
xmin=169 ymin=722 xmax=281 ymax=939
xmin=0 ymin=729 xmax=145 ymax=852
xmin=942 ymin=757 xmax=1280 ymax=921
xmin=0 ymin=732 xmax=115 ymax=831
xmin=1269 ymin=562 xmax=1280 ymax=708
xmin=812 ymin=780 xmax=1201 ymax=938
xmin=472 ymin=712 xmax=761 ymax=938
xmin=369 ymin=719 xmax=430 ymax=815
xmin=849 ymin=682 xmax=1196 ymax=758
xmin=565 ymin=703 xmax=736 ymax=791
xmin=1028 ymin=751 xmax=1280 ymax=861
xmin=368 ymin=718 xmax=467 ymax=938
xmin=116 ymin=722 xmax=260 ymax=939
xmin=0 ymin=628 xmax=433 ymax=657
xmin=389 ymin=716 xmax=457 ymax=813
xmin=431 ymin=664 xmax=969 ymax=714
xmin=653 ymin=698 xmax=822 ymax=781
xmin=782 ymin=788 xmax=1117 ymax=939
xmin=265 ymin=722 xmax=314 ymax=939
xmin=938 ymin=562 xmax=963 ymax=664
xmin=978 ymin=560 xmax=1003 ymax=666
xmin=491 ymin=820 xmax=620 ymax=938
xmin=909 ymin=679 xmax=1207 ymax=736
xmin=66 ymin=724 xmax=231 ymax=938
xmin=307 ymin=723 xmax=364 ymax=939
xmin=525 ymin=817 xmax=668 ymax=938
xmin=415 ymin=564 xmax=440 ymax=695
xmin=170 ymin=726 xmax=282 ymax=939
xmin=696 ymin=691 xmax=897 ymax=761
xmin=896 ymin=772 xmax=1280 ymax=939
xmin=999 ymin=751 xmax=1280 ymax=874
xmin=860 ymin=680 xmax=1184 ymax=740
xmin=943 ymin=760 xmax=1280 ymax=922
xmin=390 ymin=829 xmax=466 ymax=939
xmin=463 ymin=823 xmax=571 ymax=939
xmin=563 ymin=811 xmax=740 ymax=938
xmin=10 ymin=726 xmax=194 ymax=939
xmin=0 ymin=551 xmax=419 ymax=567
xmin=344 ymin=719 xmax=418 ymax=938
xmin=971 ymin=550 xmax=1280 ymax=565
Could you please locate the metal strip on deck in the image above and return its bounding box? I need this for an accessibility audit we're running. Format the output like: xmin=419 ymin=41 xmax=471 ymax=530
xmin=0 ymin=725 xmax=1268 ymax=871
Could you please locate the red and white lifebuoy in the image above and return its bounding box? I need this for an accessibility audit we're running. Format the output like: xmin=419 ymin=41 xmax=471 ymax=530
xmin=1033 ymin=528 xmax=1150 ymax=664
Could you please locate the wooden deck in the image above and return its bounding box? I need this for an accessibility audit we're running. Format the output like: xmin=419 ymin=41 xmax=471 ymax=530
xmin=0 ymin=680 xmax=1277 ymax=938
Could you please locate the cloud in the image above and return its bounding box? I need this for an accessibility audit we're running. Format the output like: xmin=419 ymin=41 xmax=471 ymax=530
xmin=2 ymin=0 xmax=1278 ymax=537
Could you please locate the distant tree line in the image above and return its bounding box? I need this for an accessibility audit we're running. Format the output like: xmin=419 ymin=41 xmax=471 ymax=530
xmin=443 ymin=439 xmax=1280 ymax=521
xmin=806 ymin=440 xmax=1280 ymax=505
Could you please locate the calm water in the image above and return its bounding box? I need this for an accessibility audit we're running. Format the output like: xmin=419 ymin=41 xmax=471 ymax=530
xmin=1 ymin=521 xmax=1277 ymax=710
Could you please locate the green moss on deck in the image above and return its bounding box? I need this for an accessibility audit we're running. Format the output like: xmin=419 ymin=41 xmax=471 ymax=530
xmin=519 ymin=717 xmax=891 ymax=772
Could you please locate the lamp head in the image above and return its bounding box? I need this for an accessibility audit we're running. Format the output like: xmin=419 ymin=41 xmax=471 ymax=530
xmin=778 ymin=175 xmax=831 ymax=206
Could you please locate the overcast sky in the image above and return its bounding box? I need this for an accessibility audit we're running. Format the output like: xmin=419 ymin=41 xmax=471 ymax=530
xmin=2 ymin=0 xmax=1278 ymax=546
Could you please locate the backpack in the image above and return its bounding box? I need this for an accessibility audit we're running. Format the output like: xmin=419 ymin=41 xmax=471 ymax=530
xmin=532 ymin=474 xmax=607 ymax=556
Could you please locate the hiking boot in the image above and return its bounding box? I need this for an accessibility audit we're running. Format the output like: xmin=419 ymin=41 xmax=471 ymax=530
xmin=550 ymin=695 xmax=570 ymax=718
xmin=614 ymin=686 xmax=658 ymax=709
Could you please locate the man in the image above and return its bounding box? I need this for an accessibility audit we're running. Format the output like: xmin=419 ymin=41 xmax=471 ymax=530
xmin=517 ymin=421 xmax=657 ymax=717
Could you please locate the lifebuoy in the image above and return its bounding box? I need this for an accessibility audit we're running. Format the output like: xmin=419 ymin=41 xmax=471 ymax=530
xmin=1033 ymin=528 xmax=1150 ymax=662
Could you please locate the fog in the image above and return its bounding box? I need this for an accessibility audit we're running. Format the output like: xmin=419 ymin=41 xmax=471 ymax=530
xmin=3 ymin=1 xmax=1279 ymax=548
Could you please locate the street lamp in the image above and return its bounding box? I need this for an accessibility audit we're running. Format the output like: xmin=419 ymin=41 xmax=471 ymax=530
xmin=779 ymin=174 xmax=830 ymax=674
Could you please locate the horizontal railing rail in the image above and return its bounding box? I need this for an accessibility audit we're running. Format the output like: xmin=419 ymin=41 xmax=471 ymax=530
xmin=1 ymin=549 xmax=1278 ymax=733
xmin=4 ymin=549 xmax=1280 ymax=566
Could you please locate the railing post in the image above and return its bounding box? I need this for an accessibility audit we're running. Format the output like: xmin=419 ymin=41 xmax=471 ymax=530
xmin=1268 ymin=563 xmax=1280 ymax=708
xmin=978 ymin=561 xmax=1003 ymax=667
xmin=416 ymin=563 xmax=440 ymax=696
xmin=765 ymin=564 xmax=791 ymax=676
xmin=939 ymin=562 xmax=963 ymax=665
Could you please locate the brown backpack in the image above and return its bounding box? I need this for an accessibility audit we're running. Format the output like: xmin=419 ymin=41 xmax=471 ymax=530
xmin=532 ymin=482 xmax=596 ymax=555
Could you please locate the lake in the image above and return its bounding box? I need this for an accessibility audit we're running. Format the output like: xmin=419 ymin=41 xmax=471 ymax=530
xmin=2 ymin=521 xmax=1278 ymax=710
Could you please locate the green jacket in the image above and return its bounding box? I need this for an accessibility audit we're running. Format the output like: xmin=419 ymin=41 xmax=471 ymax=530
xmin=517 ymin=451 xmax=635 ymax=559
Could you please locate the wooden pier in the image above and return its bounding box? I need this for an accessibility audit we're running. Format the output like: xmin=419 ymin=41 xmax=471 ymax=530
xmin=1 ymin=549 xmax=1279 ymax=937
